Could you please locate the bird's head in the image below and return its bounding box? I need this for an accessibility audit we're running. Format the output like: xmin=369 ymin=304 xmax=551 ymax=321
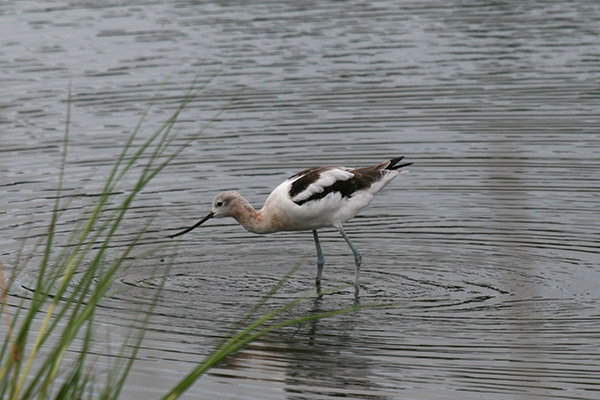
xmin=211 ymin=191 xmax=241 ymax=219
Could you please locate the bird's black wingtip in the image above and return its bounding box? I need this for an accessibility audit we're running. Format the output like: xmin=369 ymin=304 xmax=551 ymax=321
xmin=386 ymin=157 xmax=412 ymax=170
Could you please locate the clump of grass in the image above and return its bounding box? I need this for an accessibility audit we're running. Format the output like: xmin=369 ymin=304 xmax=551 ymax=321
xmin=0 ymin=73 xmax=369 ymax=400
xmin=0 ymin=73 xmax=231 ymax=399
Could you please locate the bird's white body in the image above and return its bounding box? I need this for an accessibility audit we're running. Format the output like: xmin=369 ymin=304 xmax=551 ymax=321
xmin=258 ymin=167 xmax=402 ymax=233
xmin=169 ymin=157 xmax=412 ymax=297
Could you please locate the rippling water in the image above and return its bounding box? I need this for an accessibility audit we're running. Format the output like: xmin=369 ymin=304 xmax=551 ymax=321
xmin=1 ymin=1 xmax=599 ymax=399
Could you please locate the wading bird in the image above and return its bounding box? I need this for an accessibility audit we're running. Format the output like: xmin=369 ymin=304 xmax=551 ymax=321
xmin=169 ymin=156 xmax=412 ymax=297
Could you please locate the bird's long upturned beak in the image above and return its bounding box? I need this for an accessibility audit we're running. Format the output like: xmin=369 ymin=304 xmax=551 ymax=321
xmin=168 ymin=211 xmax=215 ymax=238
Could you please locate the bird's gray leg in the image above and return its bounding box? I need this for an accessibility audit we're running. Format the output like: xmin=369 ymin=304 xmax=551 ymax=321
xmin=336 ymin=224 xmax=362 ymax=297
xmin=312 ymin=230 xmax=324 ymax=289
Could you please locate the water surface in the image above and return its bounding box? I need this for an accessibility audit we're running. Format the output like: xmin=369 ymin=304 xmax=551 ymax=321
xmin=1 ymin=1 xmax=599 ymax=399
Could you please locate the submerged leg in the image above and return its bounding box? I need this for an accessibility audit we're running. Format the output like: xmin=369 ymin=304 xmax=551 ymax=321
xmin=336 ymin=224 xmax=362 ymax=297
xmin=312 ymin=230 xmax=324 ymax=287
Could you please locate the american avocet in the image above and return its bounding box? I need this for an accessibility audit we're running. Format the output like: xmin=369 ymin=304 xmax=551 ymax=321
xmin=169 ymin=156 xmax=412 ymax=296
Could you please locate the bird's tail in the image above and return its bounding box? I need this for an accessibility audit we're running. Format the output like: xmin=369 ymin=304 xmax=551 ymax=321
xmin=386 ymin=156 xmax=413 ymax=171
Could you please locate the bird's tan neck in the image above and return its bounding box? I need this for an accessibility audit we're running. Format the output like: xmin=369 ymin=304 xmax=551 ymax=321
xmin=230 ymin=197 xmax=289 ymax=234
xmin=229 ymin=198 xmax=268 ymax=234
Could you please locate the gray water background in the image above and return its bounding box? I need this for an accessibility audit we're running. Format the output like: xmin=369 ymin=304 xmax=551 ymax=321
xmin=1 ymin=1 xmax=599 ymax=399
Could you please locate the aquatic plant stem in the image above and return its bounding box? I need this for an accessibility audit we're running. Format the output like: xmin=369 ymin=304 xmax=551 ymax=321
xmin=0 ymin=261 xmax=17 ymax=390
xmin=14 ymin=86 xmax=72 ymax=399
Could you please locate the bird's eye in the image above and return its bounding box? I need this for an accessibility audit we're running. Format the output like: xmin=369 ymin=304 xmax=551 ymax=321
xmin=216 ymin=201 xmax=224 ymax=207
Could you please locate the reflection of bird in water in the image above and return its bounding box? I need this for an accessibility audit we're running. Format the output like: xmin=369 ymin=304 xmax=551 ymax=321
xmin=169 ymin=157 xmax=412 ymax=297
